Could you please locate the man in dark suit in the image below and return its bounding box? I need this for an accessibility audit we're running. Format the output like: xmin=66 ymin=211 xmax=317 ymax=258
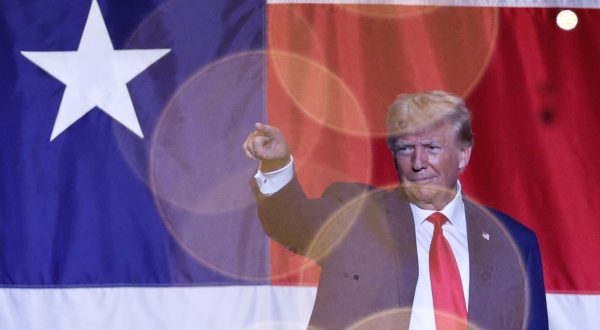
xmin=244 ymin=90 xmax=548 ymax=329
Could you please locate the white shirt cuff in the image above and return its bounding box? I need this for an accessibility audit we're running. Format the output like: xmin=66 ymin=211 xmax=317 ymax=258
xmin=253 ymin=157 xmax=294 ymax=195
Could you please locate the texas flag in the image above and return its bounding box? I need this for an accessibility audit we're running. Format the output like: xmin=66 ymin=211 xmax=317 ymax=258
xmin=1 ymin=0 xmax=599 ymax=329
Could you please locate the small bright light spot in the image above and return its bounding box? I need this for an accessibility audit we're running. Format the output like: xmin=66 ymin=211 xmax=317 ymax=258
xmin=557 ymin=10 xmax=578 ymax=31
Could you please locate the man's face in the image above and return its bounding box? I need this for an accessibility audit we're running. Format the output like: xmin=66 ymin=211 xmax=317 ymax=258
xmin=391 ymin=122 xmax=471 ymax=210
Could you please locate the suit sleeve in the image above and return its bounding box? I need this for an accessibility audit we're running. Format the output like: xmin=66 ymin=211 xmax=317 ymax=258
xmin=524 ymin=233 xmax=549 ymax=330
xmin=255 ymin=176 xmax=370 ymax=261
xmin=487 ymin=208 xmax=549 ymax=330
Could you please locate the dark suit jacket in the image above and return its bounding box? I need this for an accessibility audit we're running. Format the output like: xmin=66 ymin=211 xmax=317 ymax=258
xmin=257 ymin=178 xmax=548 ymax=330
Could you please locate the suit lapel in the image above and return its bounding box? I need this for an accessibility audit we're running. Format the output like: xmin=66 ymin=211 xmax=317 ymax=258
xmin=464 ymin=199 xmax=495 ymax=325
xmin=383 ymin=189 xmax=419 ymax=308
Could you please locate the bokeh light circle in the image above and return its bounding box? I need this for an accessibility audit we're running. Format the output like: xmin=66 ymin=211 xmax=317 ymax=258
xmin=557 ymin=10 xmax=578 ymax=31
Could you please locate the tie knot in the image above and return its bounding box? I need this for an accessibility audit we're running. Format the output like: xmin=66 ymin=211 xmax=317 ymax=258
xmin=426 ymin=212 xmax=448 ymax=228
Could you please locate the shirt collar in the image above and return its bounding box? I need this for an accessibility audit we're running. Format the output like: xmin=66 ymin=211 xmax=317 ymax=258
xmin=409 ymin=181 xmax=465 ymax=228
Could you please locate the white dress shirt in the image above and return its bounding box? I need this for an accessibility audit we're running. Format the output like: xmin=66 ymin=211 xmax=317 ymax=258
xmin=254 ymin=160 xmax=470 ymax=330
xmin=253 ymin=157 xmax=295 ymax=196
xmin=408 ymin=184 xmax=469 ymax=330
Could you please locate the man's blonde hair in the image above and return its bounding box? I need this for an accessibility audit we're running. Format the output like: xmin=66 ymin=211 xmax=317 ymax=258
xmin=387 ymin=90 xmax=473 ymax=147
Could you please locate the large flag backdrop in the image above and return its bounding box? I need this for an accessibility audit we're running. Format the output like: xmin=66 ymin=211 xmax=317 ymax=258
xmin=1 ymin=0 xmax=599 ymax=329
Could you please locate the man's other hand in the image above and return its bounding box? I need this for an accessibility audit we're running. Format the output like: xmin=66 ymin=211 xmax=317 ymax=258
xmin=243 ymin=123 xmax=291 ymax=172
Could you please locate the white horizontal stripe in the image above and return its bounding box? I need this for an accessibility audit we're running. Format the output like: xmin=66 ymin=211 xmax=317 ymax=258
xmin=1 ymin=288 xmax=597 ymax=329
xmin=0 ymin=286 xmax=317 ymax=330
xmin=547 ymin=293 xmax=600 ymax=330
xmin=267 ymin=0 xmax=600 ymax=9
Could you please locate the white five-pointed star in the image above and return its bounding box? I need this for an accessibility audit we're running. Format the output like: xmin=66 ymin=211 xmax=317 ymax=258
xmin=21 ymin=0 xmax=170 ymax=141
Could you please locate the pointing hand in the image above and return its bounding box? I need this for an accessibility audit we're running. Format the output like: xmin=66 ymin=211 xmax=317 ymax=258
xmin=243 ymin=123 xmax=291 ymax=172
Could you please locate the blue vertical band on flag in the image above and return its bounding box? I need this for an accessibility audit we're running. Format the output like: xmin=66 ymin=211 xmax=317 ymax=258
xmin=0 ymin=0 xmax=268 ymax=286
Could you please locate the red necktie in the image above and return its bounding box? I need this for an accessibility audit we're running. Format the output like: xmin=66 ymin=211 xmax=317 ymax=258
xmin=427 ymin=212 xmax=468 ymax=330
